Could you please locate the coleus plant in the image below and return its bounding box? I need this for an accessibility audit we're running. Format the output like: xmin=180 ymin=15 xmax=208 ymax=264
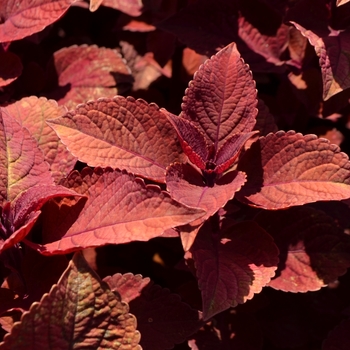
xmin=2 ymin=0 xmax=350 ymax=349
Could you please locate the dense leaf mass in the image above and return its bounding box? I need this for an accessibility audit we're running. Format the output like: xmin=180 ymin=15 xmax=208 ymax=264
xmin=2 ymin=1 xmax=350 ymax=349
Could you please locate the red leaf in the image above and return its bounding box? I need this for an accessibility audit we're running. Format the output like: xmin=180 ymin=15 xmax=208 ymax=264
xmin=39 ymin=167 xmax=205 ymax=255
xmin=100 ymin=0 xmax=143 ymax=16
xmin=238 ymin=16 xmax=290 ymax=66
xmin=0 ymin=0 xmax=77 ymax=43
xmin=0 ymin=252 xmax=141 ymax=350
xmin=181 ymin=42 xmax=257 ymax=150
xmin=255 ymin=207 xmax=350 ymax=292
xmin=3 ymin=97 xmax=76 ymax=183
xmin=323 ymin=318 xmax=350 ymax=350
xmin=105 ymin=272 xmax=202 ymax=350
xmin=191 ymin=220 xmax=278 ymax=320
xmin=0 ymin=109 xmax=54 ymax=205
xmin=254 ymin=99 xmax=278 ymax=136
xmin=51 ymin=45 xmax=133 ymax=109
xmin=292 ymin=22 xmax=350 ymax=100
xmin=0 ymin=185 xmax=81 ymax=253
xmin=48 ymin=96 xmax=185 ymax=182
xmin=166 ymin=163 xmax=246 ymax=221
xmin=0 ymin=52 xmax=22 ymax=87
xmin=237 ymin=131 xmax=350 ymax=209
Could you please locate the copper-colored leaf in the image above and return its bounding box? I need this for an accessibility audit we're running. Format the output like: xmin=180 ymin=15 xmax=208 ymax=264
xmin=48 ymin=96 xmax=185 ymax=182
xmin=101 ymin=0 xmax=143 ymax=16
xmin=0 ymin=52 xmax=22 ymax=87
xmin=105 ymin=272 xmax=202 ymax=350
xmin=166 ymin=163 xmax=246 ymax=221
xmin=181 ymin=42 xmax=257 ymax=149
xmin=0 ymin=252 xmax=141 ymax=350
xmin=89 ymin=0 xmax=103 ymax=11
xmin=0 ymin=110 xmax=54 ymax=205
xmin=0 ymin=0 xmax=77 ymax=43
xmin=40 ymin=167 xmax=205 ymax=254
xmin=3 ymin=97 xmax=76 ymax=182
xmin=51 ymin=45 xmax=133 ymax=109
xmin=336 ymin=0 xmax=350 ymax=6
xmin=191 ymin=220 xmax=278 ymax=320
xmin=255 ymin=207 xmax=350 ymax=292
xmin=292 ymin=22 xmax=350 ymax=100
xmin=237 ymin=131 xmax=350 ymax=209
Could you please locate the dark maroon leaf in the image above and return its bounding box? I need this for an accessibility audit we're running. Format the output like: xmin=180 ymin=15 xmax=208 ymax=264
xmin=48 ymin=96 xmax=185 ymax=182
xmin=0 ymin=252 xmax=141 ymax=350
xmin=0 ymin=0 xmax=77 ymax=43
xmin=255 ymin=207 xmax=350 ymax=292
xmin=237 ymin=131 xmax=350 ymax=209
xmin=254 ymin=99 xmax=278 ymax=136
xmin=323 ymin=318 xmax=350 ymax=350
xmin=105 ymin=273 xmax=202 ymax=350
xmin=0 ymin=52 xmax=22 ymax=87
xmin=38 ymin=167 xmax=204 ymax=255
xmin=191 ymin=220 xmax=278 ymax=320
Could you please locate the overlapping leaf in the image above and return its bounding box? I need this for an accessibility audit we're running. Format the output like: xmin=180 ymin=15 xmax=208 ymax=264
xmin=255 ymin=206 xmax=350 ymax=292
xmin=254 ymin=99 xmax=278 ymax=136
xmin=180 ymin=42 xmax=257 ymax=148
xmin=50 ymin=45 xmax=133 ymax=110
xmin=100 ymin=0 xmax=143 ymax=16
xmin=0 ymin=185 xmax=81 ymax=253
xmin=104 ymin=273 xmax=202 ymax=350
xmin=292 ymin=22 xmax=350 ymax=100
xmin=39 ymin=167 xmax=205 ymax=254
xmin=0 ymin=252 xmax=141 ymax=350
xmin=0 ymin=109 xmax=54 ymax=204
xmin=2 ymin=97 xmax=76 ymax=182
xmin=237 ymin=131 xmax=350 ymax=209
xmin=0 ymin=52 xmax=22 ymax=87
xmin=166 ymin=163 xmax=246 ymax=221
xmin=191 ymin=220 xmax=279 ymax=320
xmin=48 ymin=96 xmax=185 ymax=182
xmin=0 ymin=0 xmax=77 ymax=43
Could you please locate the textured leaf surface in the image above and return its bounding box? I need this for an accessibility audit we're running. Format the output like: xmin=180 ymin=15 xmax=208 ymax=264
xmin=0 ymin=52 xmax=22 ymax=87
xmin=292 ymin=22 xmax=350 ymax=100
xmin=255 ymin=207 xmax=350 ymax=292
xmin=238 ymin=16 xmax=289 ymax=66
xmin=323 ymin=319 xmax=350 ymax=350
xmin=48 ymin=96 xmax=185 ymax=182
xmin=105 ymin=273 xmax=202 ymax=350
xmin=0 ymin=252 xmax=141 ymax=350
xmin=0 ymin=110 xmax=54 ymax=205
xmin=3 ymin=97 xmax=76 ymax=182
xmin=51 ymin=45 xmax=133 ymax=109
xmin=237 ymin=131 xmax=350 ymax=209
xmin=181 ymin=42 xmax=257 ymax=149
xmin=40 ymin=167 xmax=204 ymax=254
xmin=166 ymin=163 xmax=246 ymax=221
xmin=0 ymin=0 xmax=76 ymax=43
xmin=191 ymin=220 xmax=278 ymax=320
xmin=0 ymin=185 xmax=81 ymax=253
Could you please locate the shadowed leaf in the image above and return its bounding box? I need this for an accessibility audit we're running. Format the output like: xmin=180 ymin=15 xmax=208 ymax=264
xmin=39 ymin=167 xmax=205 ymax=254
xmin=255 ymin=207 xmax=350 ymax=292
xmin=237 ymin=131 xmax=350 ymax=209
xmin=50 ymin=45 xmax=133 ymax=110
xmin=323 ymin=318 xmax=350 ymax=350
xmin=3 ymin=97 xmax=76 ymax=182
xmin=48 ymin=96 xmax=185 ymax=182
xmin=105 ymin=272 xmax=202 ymax=350
xmin=0 ymin=0 xmax=78 ymax=43
xmin=0 ymin=109 xmax=54 ymax=205
xmin=0 ymin=252 xmax=141 ymax=350
xmin=254 ymin=99 xmax=278 ymax=136
xmin=0 ymin=52 xmax=22 ymax=87
xmin=191 ymin=220 xmax=278 ymax=320
xmin=292 ymin=22 xmax=350 ymax=100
